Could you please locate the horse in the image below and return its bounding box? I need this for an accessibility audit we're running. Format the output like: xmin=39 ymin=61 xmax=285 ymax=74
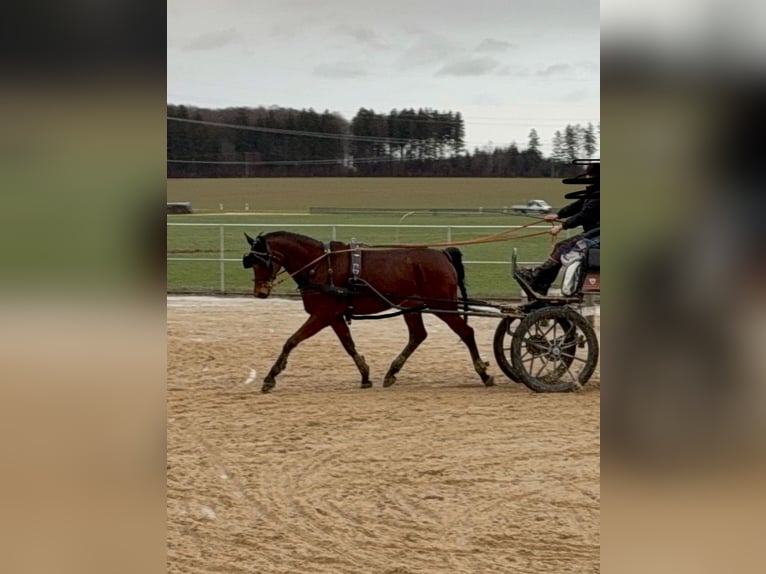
xmin=243 ymin=231 xmax=495 ymax=392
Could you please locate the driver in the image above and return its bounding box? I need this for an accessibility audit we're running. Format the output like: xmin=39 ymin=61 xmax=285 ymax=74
xmin=517 ymin=163 xmax=600 ymax=295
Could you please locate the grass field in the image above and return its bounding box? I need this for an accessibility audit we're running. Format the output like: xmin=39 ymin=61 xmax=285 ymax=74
xmin=167 ymin=178 xmax=574 ymax=299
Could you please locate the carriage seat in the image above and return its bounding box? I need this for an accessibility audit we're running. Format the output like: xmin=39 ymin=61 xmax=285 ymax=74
xmin=577 ymin=247 xmax=600 ymax=294
xmin=585 ymin=247 xmax=600 ymax=271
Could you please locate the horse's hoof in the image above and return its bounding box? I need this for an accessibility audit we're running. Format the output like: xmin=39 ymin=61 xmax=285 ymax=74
xmin=483 ymin=376 xmax=495 ymax=387
xmin=383 ymin=376 xmax=396 ymax=388
xmin=262 ymin=379 xmax=275 ymax=393
xmin=361 ymin=381 xmax=372 ymax=389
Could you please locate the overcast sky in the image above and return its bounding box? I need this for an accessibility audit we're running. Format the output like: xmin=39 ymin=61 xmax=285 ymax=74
xmin=167 ymin=0 xmax=599 ymax=156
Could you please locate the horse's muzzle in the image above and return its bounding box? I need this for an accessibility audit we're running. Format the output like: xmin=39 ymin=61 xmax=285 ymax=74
xmin=254 ymin=285 xmax=272 ymax=298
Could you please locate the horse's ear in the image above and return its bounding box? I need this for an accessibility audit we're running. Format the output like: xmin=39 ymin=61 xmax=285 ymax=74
xmin=244 ymin=232 xmax=255 ymax=247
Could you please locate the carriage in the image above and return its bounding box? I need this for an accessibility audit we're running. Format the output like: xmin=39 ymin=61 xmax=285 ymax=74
xmin=243 ymin=160 xmax=599 ymax=393
xmin=490 ymin=245 xmax=600 ymax=392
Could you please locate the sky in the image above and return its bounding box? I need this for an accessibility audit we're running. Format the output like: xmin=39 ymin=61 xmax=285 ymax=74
xmin=167 ymin=0 xmax=600 ymax=156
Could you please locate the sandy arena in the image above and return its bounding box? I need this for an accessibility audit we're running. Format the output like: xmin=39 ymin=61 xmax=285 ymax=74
xmin=167 ymin=296 xmax=600 ymax=573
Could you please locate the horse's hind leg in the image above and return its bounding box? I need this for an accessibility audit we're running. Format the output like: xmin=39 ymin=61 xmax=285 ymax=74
xmin=383 ymin=313 xmax=428 ymax=387
xmin=331 ymin=318 xmax=371 ymax=388
xmin=435 ymin=312 xmax=495 ymax=387
xmin=263 ymin=314 xmax=328 ymax=393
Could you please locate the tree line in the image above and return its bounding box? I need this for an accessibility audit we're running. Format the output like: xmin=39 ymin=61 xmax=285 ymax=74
xmin=167 ymin=104 xmax=598 ymax=178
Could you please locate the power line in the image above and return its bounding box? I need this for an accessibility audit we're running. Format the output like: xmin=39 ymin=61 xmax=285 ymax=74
xmin=168 ymin=116 xmax=510 ymax=149
xmin=167 ymin=115 xmax=598 ymax=156
xmin=168 ymin=156 xmax=457 ymax=166
xmin=168 ymin=116 xmax=414 ymax=145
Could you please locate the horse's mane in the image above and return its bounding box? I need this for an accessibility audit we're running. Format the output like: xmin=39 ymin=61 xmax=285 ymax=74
xmin=264 ymin=230 xmax=324 ymax=246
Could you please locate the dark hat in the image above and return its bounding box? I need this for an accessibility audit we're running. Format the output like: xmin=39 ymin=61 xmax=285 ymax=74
xmin=564 ymin=184 xmax=599 ymax=200
xmin=562 ymin=161 xmax=599 ymax=185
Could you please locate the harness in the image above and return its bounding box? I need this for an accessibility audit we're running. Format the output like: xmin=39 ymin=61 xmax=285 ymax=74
xmin=349 ymin=241 xmax=363 ymax=285
xmin=242 ymin=236 xmax=436 ymax=322
xmin=306 ymin=242 xmax=366 ymax=319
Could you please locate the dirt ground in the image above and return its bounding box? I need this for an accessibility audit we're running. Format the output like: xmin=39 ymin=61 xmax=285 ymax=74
xmin=167 ymin=296 xmax=600 ymax=574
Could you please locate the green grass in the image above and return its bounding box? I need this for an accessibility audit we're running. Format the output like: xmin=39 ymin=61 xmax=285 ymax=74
xmin=167 ymin=178 xmax=574 ymax=299
xmin=167 ymin=177 xmax=567 ymax=212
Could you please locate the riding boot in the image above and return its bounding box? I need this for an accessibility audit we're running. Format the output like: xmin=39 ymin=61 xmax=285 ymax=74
xmin=531 ymin=260 xmax=561 ymax=295
xmin=517 ymin=258 xmax=561 ymax=295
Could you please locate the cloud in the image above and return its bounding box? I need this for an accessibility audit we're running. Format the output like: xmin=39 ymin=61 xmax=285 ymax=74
xmin=558 ymin=88 xmax=589 ymax=102
xmin=536 ymin=63 xmax=572 ymax=77
xmin=470 ymin=93 xmax=505 ymax=106
xmin=325 ymin=24 xmax=392 ymax=51
xmin=436 ymin=57 xmax=500 ymax=77
xmin=575 ymin=60 xmax=599 ymax=73
xmin=397 ymin=35 xmax=456 ymax=69
xmin=182 ymin=28 xmax=241 ymax=52
xmin=331 ymin=24 xmax=390 ymax=49
xmin=313 ymin=61 xmax=368 ymax=78
xmin=475 ymin=38 xmax=516 ymax=53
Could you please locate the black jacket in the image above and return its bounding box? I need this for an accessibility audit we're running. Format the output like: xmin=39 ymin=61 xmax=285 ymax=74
xmin=557 ymin=191 xmax=599 ymax=233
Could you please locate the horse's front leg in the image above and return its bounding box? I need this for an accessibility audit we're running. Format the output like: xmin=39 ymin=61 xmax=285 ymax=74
xmin=331 ymin=318 xmax=371 ymax=388
xmin=263 ymin=314 xmax=328 ymax=393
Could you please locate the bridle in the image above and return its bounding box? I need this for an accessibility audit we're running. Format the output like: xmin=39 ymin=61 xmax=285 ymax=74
xmin=243 ymin=237 xmax=284 ymax=290
xmin=243 ymin=236 xmax=341 ymax=291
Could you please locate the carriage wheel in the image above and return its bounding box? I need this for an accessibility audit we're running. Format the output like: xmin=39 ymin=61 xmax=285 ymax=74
xmin=492 ymin=317 xmax=523 ymax=383
xmin=511 ymin=306 xmax=599 ymax=392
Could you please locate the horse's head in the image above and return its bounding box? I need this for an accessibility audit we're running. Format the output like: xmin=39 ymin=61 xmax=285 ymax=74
xmin=243 ymin=232 xmax=282 ymax=298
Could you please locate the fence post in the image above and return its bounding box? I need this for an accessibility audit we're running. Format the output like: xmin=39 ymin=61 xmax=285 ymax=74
xmin=219 ymin=225 xmax=225 ymax=294
xmin=332 ymin=225 xmax=337 ymax=241
xmin=447 ymin=226 xmax=452 ymax=244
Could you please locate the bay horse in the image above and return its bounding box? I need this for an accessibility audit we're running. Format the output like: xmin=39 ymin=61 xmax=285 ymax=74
xmin=243 ymin=231 xmax=494 ymax=392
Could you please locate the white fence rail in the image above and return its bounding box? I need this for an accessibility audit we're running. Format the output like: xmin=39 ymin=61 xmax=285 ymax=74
xmin=167 ymin=223 xmax=560 ymax=294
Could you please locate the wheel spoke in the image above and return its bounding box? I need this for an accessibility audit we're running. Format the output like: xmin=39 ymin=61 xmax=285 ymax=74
xmin=520 ymin=348 xmax=531 ymax=361
xmin=560 ymin=323 xmax=577 ymax=341
xmin=552 ymin=356 xmax=570 ymax=383
xmin=535 ymin=354 xmax=550 ymax=378
xmin=559 ymin=351 xmax=586 ymax=363
xmin=539 ymin=322 xmax=556 ymax=341
xmin=564 ymin=361 xmax=579 ymax=385
xmin=522 ymin=334 xmax=539 ymax=356
xmin=549 ymin=321 xmax=576 ymax=351
xmin=560 ymin=340 xmax=577 ymax=353
xmin=549 ymin=356 xmax=563 ymax=378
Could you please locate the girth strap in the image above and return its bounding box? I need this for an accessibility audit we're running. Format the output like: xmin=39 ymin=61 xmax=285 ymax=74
xmin=323 ymin=241 xmax=335 ymax=287
xmin=349 ymin=242 xmax=363 ymax=285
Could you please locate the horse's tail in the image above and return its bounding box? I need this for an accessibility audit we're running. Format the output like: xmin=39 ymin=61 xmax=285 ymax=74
xmin=444 ymin=247 xmax=469 ymax=323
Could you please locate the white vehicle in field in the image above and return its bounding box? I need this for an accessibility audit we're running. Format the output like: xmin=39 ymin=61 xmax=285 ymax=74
xmin=510 ymin=199 xmax=552 ymax=215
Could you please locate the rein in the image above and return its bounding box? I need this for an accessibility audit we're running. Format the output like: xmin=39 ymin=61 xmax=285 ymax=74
xmin=370 ymin=228 xmax=552 ymax=248
xmin=370 ymin=218 xmax=552 ymax=248
xmin=269 ymin=251 xmax=330 ymax=288
xmin=174 ymin=218 xmax=556 ymax=255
